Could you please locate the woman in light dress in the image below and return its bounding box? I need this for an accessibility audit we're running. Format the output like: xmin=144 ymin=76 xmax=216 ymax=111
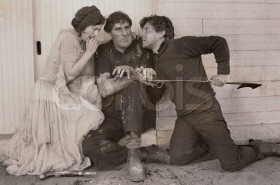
xmin=4 ymin=5 xmax=105 ymax=176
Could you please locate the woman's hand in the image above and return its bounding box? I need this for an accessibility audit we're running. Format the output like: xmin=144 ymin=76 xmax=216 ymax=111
xmin=86 ymin=38 xmax=99 ymax=54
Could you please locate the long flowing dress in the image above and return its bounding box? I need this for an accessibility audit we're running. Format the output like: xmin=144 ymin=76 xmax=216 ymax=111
xmin=3 ymin=28 xmax=104 ymax=176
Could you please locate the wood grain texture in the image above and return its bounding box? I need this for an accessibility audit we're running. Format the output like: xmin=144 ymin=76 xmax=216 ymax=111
xmin=0 ymin=0 xmax=34 ymax=134
xmin=155 ymin=0 xmax=280 ymax=141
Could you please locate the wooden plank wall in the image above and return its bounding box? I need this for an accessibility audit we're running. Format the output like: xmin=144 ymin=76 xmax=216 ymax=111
xmin=0 ymin=0 xmax=153 ymax=135
xmin=34 ymin=0 xmax=154 ymax=79
xmin=33 ymin=0 xmax=96 ymax=79
xmin=154 ymin=0 xmax=280 ymax=145
xmin=0 ymin=0 xmax=34 ymax=134
xmin=1 ymin=0 xmax=279 ymax=142
xmin=93 ymin=0 xmax=154 ymax=33
xmin=0 ymin=0 xmax=154 ymax=135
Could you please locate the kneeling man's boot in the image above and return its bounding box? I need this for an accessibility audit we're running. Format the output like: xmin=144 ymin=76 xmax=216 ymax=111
xmin=127 ymin=148 xmax=145 ymax=182
xmin=140 ymin=145 xmax=171 ymax=164
xmin=249 ymin=139 xmax=280 ymax=157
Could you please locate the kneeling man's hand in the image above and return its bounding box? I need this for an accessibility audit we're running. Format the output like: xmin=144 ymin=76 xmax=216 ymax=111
xmin=118 ymin=133 xmax=141 ymax=149
xmin=133 ymin=67 xmax=157 ymax=87
xmin=136 ymin=66 xmax=157 ymax=82
xmin=211 ymin=74 xmax=229 ymax=87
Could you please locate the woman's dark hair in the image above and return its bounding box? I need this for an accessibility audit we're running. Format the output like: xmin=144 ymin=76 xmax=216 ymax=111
xmin=140 ymin=15 xmax=175 ymax=39
xmin=71 ymin=5 xmax=105 ymax=36
xmin=104 ymin=11 xmax=132 ymax=33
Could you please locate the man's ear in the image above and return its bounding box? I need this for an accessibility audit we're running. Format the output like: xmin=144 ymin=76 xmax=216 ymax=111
xmin=159 ymin=30 xmax=166 ymax=38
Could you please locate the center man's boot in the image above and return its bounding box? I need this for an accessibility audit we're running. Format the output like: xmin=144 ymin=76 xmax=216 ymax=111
xmin=127 ymin=148 xmax=145 ymax=182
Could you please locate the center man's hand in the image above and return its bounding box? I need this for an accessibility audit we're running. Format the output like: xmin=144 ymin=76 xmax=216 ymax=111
xmin=118 ymin=133 xmax=141 ymax=149
xmin=112 ymin=65 xmax=134 ymax=80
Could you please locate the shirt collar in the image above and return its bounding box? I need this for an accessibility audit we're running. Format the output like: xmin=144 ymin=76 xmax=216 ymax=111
xmin=154 ymin=38 xmax=169 ymax=58
xmin=109 ymin=38 xmax=138 ymax=55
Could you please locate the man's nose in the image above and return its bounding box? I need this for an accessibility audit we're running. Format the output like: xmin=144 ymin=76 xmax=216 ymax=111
xmin=140 ymin=30 xmax=144 ymax=38
xmin=121 ymin=28 xmax=129 ymax=36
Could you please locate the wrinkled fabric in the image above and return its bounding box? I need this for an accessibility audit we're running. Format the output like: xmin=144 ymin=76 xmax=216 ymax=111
xmin=4 ymin=29 xmax=104 ymax=176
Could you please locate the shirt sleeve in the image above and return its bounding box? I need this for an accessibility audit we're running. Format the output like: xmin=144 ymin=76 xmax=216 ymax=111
xmin=181 ymin=36 xmax=230 ymax=74
xmin=60 ymin=35 xmax=80 ymax=64
xmin=94 ymin=45 xmax=112 ymax=78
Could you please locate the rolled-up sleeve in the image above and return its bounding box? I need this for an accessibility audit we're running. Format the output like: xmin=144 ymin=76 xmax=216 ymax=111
xmin=94 ymin=45 xmax=112 ymax=78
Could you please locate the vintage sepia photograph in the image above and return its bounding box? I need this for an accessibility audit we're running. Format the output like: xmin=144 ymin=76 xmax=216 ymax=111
xmin=0 ymin=0 xmax=280 ymax=184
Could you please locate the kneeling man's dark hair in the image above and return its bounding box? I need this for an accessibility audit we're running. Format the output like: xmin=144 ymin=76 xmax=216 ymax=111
xmin=140 ymin=15 xmax=175 ymax=39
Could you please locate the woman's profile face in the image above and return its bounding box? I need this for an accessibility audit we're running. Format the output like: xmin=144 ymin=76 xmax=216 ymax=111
xmin=81 ymin=24 xmax=102 ymax=42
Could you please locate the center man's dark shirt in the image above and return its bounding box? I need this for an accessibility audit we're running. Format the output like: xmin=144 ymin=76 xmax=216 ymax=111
xmin=95 ymin=38 xmax=153 ymax=110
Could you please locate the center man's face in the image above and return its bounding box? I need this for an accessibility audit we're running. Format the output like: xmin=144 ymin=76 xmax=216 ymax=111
xmin=110 ymin=21 xmax=133 ymax=52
